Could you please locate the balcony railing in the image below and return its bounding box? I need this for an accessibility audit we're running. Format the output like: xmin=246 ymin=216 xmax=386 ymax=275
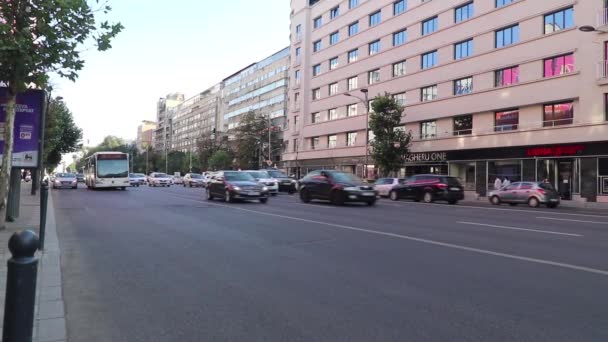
xmin=598 ymin=8 xmax=608 ymax=29
xmin=597 ymin=61 xmax=608 ymax=80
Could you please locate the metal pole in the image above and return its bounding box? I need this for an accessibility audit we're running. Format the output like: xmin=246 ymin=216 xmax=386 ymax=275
xmin=364 ymin=92 xmax=369 ymax=180
xmin=2 ymin=230 xmax=39 ymax=342
xmin=268 ymin=113 xmax=271 ymax=168
xmin=38 ymin=182 xmax=48 ymax=250
xmin=145 ymin=148 xmax=149 ymax=175
xmin=189 ymin=138 xmax=192 ymax=172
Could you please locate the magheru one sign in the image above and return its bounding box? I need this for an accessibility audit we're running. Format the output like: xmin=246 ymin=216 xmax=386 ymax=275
xmin=0 ymin=88 xmax=45 ymax=168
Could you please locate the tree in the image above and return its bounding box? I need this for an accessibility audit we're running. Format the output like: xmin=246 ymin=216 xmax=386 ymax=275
xmin=369 ymin=94 xmax=412 ymax=177
xmin=43 ymin=98 xmax=83 ymax=170
xmin=0 ymin=1 xmax=122 ymax=227
xmin=234 ymin=111 xmax=282 ymax=170
xmin=208 ymin=150 xmax=232 ymax=171
xmin=197 ymin=133 xmax=233 ymax=172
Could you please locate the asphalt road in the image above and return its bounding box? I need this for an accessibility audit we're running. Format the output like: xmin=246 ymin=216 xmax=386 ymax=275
xmin=53 ymin=184 xmax=608 ymax=342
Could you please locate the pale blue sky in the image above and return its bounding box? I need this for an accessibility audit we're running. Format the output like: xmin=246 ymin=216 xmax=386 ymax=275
xmin=54 ymin=0 xmax=290 ymax=145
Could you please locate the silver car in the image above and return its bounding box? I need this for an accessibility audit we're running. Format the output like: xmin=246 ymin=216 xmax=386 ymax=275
xmin=52 ymin=173 xmax=78 ymax=189
xmin=488 ymin=182 xmax=561 ymax=208
xmin=374 ymin=178 xmax=407 ymax=197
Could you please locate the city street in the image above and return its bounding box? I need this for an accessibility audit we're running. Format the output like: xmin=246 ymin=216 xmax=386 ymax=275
xmin=53 ymin=185 xmax=608 ymax=342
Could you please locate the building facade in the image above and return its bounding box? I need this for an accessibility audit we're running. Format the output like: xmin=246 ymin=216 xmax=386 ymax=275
xmin=283 ymin=0 xmax=608 ymax=203
xmin=171 ymin=84 xmax=221 ymax=153
xmin=154 ymin=93 xmax=185 ymax=153
xmin=220 ymin=47 xmax=290 ymax=163
xmin=136 ymin=120 xmax=157 ymax=152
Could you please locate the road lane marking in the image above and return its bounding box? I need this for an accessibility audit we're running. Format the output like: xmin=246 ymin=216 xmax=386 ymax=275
xmin=537 ymin=217 xmax=608 ymax=225
xmin=457 ymin=222 xmax=582 ymax=237
xmin=165 ymin=193 xmax=608 ymax=277
xmin=379 ymin=200 xmax=608 ymax=219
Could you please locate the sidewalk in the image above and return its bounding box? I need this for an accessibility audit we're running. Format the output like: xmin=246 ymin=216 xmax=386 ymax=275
xmin=0 ymin=182 xmax=66 ymax=342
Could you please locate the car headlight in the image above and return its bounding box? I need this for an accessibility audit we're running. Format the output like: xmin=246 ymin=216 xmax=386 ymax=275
xmin=262 ymin=186 xmax=269 ymax=191
xmin=343 ymin=187 xmax=358 ymax=191
xmin=291 ymin=179 xmax=297 ymax=183
xmin=233 ymin=186 xmax=241 ymax=191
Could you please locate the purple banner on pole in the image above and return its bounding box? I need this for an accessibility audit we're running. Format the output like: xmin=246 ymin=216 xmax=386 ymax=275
xmin=0 ymin=88 xmax=45 ymax=168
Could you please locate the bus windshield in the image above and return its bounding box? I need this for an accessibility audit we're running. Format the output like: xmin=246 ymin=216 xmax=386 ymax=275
xmin=97 ymin=159 xmax=129 ymax=178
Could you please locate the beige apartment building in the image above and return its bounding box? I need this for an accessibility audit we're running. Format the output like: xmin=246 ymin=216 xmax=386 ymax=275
xmin=154 ymin=93 xmax=185 ymax=153
xmin=136 ymin=120 xmax=157 ymax=152
xmin=283 ymin=0 xmax=608 ymax=203
xmin=171 ymin=84 xmax=220 ymax=153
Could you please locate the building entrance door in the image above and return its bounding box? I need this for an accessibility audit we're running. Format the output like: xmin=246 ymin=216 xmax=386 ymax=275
xmin=537 ymin=159 xmax=573 ymax=200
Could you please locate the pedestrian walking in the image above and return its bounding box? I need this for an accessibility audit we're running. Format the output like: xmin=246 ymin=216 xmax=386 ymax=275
xmin=502 ymin=176 xmax=511 ymax=188
xmin=494 ymin=177 xmax=502 ymax=190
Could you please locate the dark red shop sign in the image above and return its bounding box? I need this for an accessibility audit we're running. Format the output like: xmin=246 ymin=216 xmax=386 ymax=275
xmin=526 ymin=145 xmax=585 ymax=157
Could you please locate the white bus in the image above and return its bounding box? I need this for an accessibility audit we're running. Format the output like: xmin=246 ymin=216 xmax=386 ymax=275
xmin=85 ymin=152 xmax=130 ymax=190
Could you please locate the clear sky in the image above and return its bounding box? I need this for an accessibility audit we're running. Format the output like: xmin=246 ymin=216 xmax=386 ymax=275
xmin=53 ymin=0 xmax=291 ymax=146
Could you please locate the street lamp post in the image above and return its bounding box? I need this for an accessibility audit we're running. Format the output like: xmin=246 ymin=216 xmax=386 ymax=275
xmin=344 ymin=88 xmax=370 ymax=179
xmin=189 ymin=136 xmax=193 ymax=173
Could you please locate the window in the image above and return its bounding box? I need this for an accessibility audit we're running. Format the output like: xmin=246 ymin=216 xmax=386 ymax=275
xmin=605 ymin=94 xmax=608 ymax=121
xmin=347 ymin=132 xmax=357 ymax=146
xmin=495 ymin=66 xmax=519 ymax=86
xmin=393 ymin=92 xmax=406 ymax=106
xmin=349 ymin=0 xmax=359 ymax=9
xmin=330 ymin=6 xmax=340 ymax=19
xmin=420 ymin=121 xmax=437 ymax=139
xmin=294 ymin=115 xmax=299 ymax=130
xmin=313 ymin=16 xmax=322 ymax=28
xmin=496 ymin=0 xmax=515 ymax=8
xmin=421 ymin=85 xmax=437 ymax=102
xmin=495 ymin=25 xmax=519 ymax=48
xmin=495 ymin=109 xmax=519 ymax=131
xmin=453 ymin=115 xmax=473 ymax=135
xmin=455 ymin=2 xmax=474 ymax=23
xmin=330 ymin=32 xmax=339 ymax=45
xmin=329 ymin=82 xmax=338 ymax=95
xmin=421 ymin=50 xmax=438 ymax=69
xmin=329 ymin=57 xmax=339 ymax=70
xmin=393 ymin=60 xmax=406 ymax=77
xmin=328 ymin=108 xmax=338 ymax=120
xmin=368 ymin=69 xmax=380 ymax=84
xmin=312 ymin=64 xmax=321 ymax=76
xmin=368 ymin=100 xmax=375 ymax=113
xmin=312 ymin=88 xmax=321 ymax=100
xmin=313 ymin=40 xmax=322 ymax=52
xmin=454 ymin=77 xmax=473 ymax=95
xmin=311 ymin=137 xmax=319 ymax=149
xmin=328 ymin=135 xmax=337 ymax=148
xmin=292 ymin=139 xmax=298 ymax=152
xmin=347 ymin=104 xmax=358 ymax=117
xmin=295 ymin=47 xmax=301 ymax=61
xmin=349 ymin=21 xmax=359 ymax=36
xmin=454 ymin=39 xmax=473 ymax=59
xmin=295 ymin=70 xmax=301 ymax=85
xmin=394 ymin=0 xmax=407 ymax=15
xmin=347 ymin=76 xmax=358 ymax=90
xmin=393 ymin=29 xmax=407 ymax=46
xmin=422 ymin=17 xmax=438 ymax=35
xmin=369 ymin=40 xmax=381 ymax=55
xmin=544 ymin=53 xmax=574 ymax=77
xmin=312 ymin=112 xmax=321 ymax=123
xmin=544 ymin=7 xmax=574 ymax=34
xmin=348 ymin=49 xmax=359 ymax=63
xmin=543 ymin=102 xmax=573 ymax=127
xmin=295 ymin=24 xmax=302 ymax=40
xmin=369 ymin=11 xmax=381 ymax=26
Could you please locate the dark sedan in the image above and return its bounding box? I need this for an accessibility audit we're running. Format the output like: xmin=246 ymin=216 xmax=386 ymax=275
xmin=389 ymin=174 xmax=464 ymax=204
xmin=266 ymin=169 xmax=297 ymax=193
xmin=206 ymin=171 xmax=269 ymax=203
xmin=298 ymin=170 xmax=377 ymax=206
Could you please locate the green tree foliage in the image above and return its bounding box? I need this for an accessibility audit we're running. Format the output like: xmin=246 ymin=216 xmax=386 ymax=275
xmin=43 ymin=98 xmax=83 ymax=170
xmin=234 ymin=111 xmax=282 ymax=170
xmin=196 ymin=134 xmax=232 ymax=172
xmin=208 ymin=150 xmax=232 ymax=171
xmin=369 ymin=94 xmax=412 ymax=176
xmin=0 ymin=0 xmax=122 ymax=226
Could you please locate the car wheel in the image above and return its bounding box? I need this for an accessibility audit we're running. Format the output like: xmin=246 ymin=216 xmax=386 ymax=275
xmin=183 ymin=183 xmax=186 ymax=187
xmin=490 ymin=196 xmax=501 ymax=205
xmin=366 ymin=199 xmax=376 ymax=206
xmin=271 ymin=193 xmax=277 ymax=197
xmin=422 ymin=191 xmax=434 ymax=203
xmin=206 ymin=189 xmax=214 ymax=201
xmin=448 ymin=200 xmax=458 ymax=205
xmin=528 ymin=197 xmax=540 ymax=208
xmin=299 ymin=189 xmax=311 ymax=203
xmin=260 ymin=198 xmax=268 ymax=204
xmin=389 ymin=191 xmax=399 ymax=201
xmin=225 ymin=190 xmax=232 ymax=203
xmin=330 ymin=191 xmax=345 ymax=206
xmin=547 ymin=203 xmax=559 ymax=208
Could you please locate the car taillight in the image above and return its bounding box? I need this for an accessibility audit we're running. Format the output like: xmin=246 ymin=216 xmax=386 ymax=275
xmin=537 ymin=188 xmax=546 ymax=195
xmin=436 ymin=183 xmax=448 ymax=190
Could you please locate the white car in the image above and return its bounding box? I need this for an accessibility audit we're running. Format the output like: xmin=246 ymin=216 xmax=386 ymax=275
xmin=52 ymin=173 xmax=78 ymax=189
xmin=148 ymin=172 xmax=172 ymax=187
xmin=374 ymin=178 xmax=407 ymax=197
xmin=244 ymin=170 xmax=279 ymax=195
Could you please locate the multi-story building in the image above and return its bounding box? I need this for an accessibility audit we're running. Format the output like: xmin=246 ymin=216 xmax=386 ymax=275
xmin=283 ymin=0 xmax=608 ymax=203
xmin=154 ymin=93 xmax=185 ymax=153
xmin=220 ymin=47 xmax=290 ymax=163
xmin=136 ymin=120 xmax=157 ymax=152
xmin=171 ymin=84 xmax=221 ymax=153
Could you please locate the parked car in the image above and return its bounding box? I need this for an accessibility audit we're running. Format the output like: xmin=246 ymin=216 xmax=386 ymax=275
xmin=172 ymin=176 xmax=184 ymax=185
xmin=244 ymin=170 xmax=279 ymax=195
xmin=388 ymin=174 xmax=464 ymax=204
xmin=266 ymin=169 xmax=297 ymax=193
xmin=52 ymin=173 xmax=78 ymax=189
xmin=148 ymin=172 xmax=172 ymax=187
xmin=488 ymin=181 xmax=560 ymax=208
xmin=206 ymin=171 xmax=269 ymax=203
xmin=76 ymin=173 xmax=85 ymax=183
xmin=374 ymin=178 xmax=407 ymax=197
xmin=183 ymin=173 xmax=204 ymax=187
xmin=129 ymin=173 xmax=146 ymax=187
xmin=201 ymin=174 xmax=213 ymax=188
xmin=298 ymin=170 xmax=377 ymax=206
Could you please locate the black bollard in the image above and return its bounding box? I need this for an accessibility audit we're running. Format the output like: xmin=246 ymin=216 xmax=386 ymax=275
xmin=39 ymin=182 xmax=49 ymax=251
xmin=2 ymin=230 xmax=39 ymax=342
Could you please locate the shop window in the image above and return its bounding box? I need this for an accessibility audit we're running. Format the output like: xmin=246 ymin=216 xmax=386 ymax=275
xmin=450 ymin=162 xmax=475 ymax=190
xmin=600 ymin=158 xmax=608 ymax=195
xmin=605 ymin=93 xmax=608 ymax=121
xmin=543 ymin=102 xmax=573 ymax=127
xmin=488 ymin=160 xmax=522 ymax=191
xmin=495 ymin=109 xmax=519 ymax=131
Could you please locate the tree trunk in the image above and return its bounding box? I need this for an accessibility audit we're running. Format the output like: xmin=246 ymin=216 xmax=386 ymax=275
xmin=0 ymin=85 xmax=18 ymax=229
